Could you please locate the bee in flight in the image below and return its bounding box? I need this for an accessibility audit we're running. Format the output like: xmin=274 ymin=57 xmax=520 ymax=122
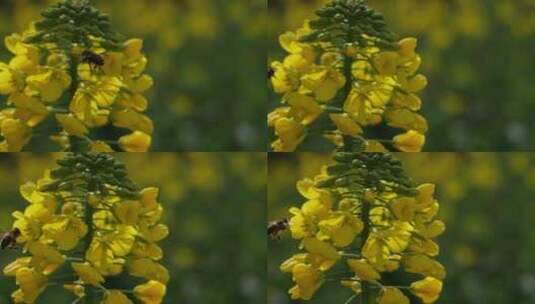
xmin=267 ymin=218 xmax=289 ymax=240
xmin=1 ymin=228 xmax=21 ymax=250
xmin=81 ymin=50 xmax=105 ymax=71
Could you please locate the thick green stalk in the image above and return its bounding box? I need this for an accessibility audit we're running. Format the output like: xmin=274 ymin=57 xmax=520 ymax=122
xmin=83 ymin=181 xmax=96 ymax=304
xmin=341 ymin=47 xmax=353 ymax=109
xmin=66 ymin=54 xmax=78 ymax=109
xmin=360 ymin=198 xmax=371 ymax=304
xmin=66 ymin=55 xmax=91 ymax=152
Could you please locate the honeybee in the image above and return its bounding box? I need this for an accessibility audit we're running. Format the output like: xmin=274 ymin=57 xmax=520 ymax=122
xmin=81 ymin=50 xmax=104 ymax=71
xmin=267 ymin=67 xmax=274 ymax=79
xmin=267 ymin=218 xmax=289 ymax=240
xmin=1 ymin=228 xmax=21 ymax=250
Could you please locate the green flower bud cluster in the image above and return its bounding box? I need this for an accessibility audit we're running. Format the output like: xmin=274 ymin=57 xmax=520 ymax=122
xmin=26 ymin=0 xmax=122 ymax=50
xmin=301 ymin=0 xmax=398 ymax=50
xmin=40 ymin=153 xmax=140 ymax=200
xmin=318 ymin=152 xmax=417 ymax=197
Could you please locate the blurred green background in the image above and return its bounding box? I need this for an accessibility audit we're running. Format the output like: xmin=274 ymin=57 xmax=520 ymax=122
xmin=268 ymin=152 xmax=535 ymax=304
xmin=268 ymin=0 xmax=535 ymax=151
xmin=0 ymin=152 xmax=267 ymax=303
xmin=0 ymin=0 xmax=267 ymax=151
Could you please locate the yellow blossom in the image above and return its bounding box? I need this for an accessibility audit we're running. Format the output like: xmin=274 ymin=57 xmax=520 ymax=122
xmin=410 ymin=277 xmax=443 ymax=303
xmin=119 ymin=131 xmax=152 ymax=152
xmin=42 ymin=215 xmax=88 ymax=250
xmin=268 ymin=1 xmax=429 ymax=151
xmin=378 ymin=287 xmax=410 ymax=304
xmin=393 ymin=130 xmax=426 ymax=152
xmin=72 ymin=262 xmax=105 ymax=286
xmin=28 ymin=242 xmax=65 ymax=275
xmin=2 ymin=153 xmax=169 ymax=302
xmin=0 ymin=0 xmax=155 ymax=151
xmin=286 ymin=92 xmax=323 ymax=125
xmin=289 ymin=263 xmax=322 ymax=300
xmin=134 ymin=280 xmax=167 ymax=304
xmin=1 ymin=118 xmax=31 ymax=151
xmin=329 ymin=113 xmax=363 ymax=137
xmin=271 ymin=118 xmax=305 ymax=152
xmin=15 ymin=267 xmax=47 ymax=303
xmin=347 ymin=259 xmax=380 ymax=282
xmin=55 ymin=114 xmax=88 ymax=137
xmin=103 ymin=290 xmax=133 ymax=304
xmin=128 ymin=258 xmax=170 ymax=284
xmin=115 ymin=201 xmax=142 ymax=225
xmin=3 ymin=258 xmax=32 ymax=277
xmin=281 ymin=153 xmax=445 ymax=302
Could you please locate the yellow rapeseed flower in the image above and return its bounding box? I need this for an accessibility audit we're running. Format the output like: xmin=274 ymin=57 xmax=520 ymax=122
xmin=0 ymin=0 xmax=155 ymax=151
xmin=134 ymin=280 xmax=167 ymax=304
xmin=1 ymin=153 xmax=169 ymax=303
xmin=280 ymin=152 xmax=445 ymax=303
xmin=410 ymin=277 xmax=443 ymax=303
xmin=268 ymin=0 xmax=430 ymax=151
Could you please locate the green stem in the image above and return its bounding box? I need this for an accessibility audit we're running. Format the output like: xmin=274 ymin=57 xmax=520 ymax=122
xmin=323 ymin=105 xmax=344 ymax=113
xmin=84 ymin=181 xmax=96 ymax=304
xmin=66 ymin=55 xmax=81 ymax=152
xmin=341 ymin=253 xmax=361 ymax=259
xmin=345 ymin=294 xmax=357 ymax=304
xmin=47 ymin=107 xmax=70 ymax=114
xmin=68 ymin=55 xmax=79 ymax=109
xmin=360 ymin=199 xmax=372 ymax=304
xmin=341 ymin=47 xmax=354 ymax=109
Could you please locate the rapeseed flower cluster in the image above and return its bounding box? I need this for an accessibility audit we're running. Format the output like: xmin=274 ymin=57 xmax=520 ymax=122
xmin=281 ymin=152 xmax=445 ymax=303
xmin=3 ymin=153 xmax=168 ymax=303
xmin=269 ymin=0 xmax=428 ymax=152
xmin=0 ymin=0 xmax=153 ymax=152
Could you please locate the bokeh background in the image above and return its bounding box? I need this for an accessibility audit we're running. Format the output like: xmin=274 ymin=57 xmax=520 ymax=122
xmin=0 ymin=0 xmax=267 ymax=151
xmin=0 ymin=152 xmax=267 ymax=304
xmin=268 ymin=0 xmax=535 ymax=151
xmin=268 ymin=152 xmax=535 ymax=304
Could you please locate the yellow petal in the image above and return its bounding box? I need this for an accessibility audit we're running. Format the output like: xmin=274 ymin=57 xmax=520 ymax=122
xmin=378 ymin=287 xmax=410 ymax=304
xmin=55 ymin=114 xmax=88 ymax=136
xmin=134 ymin=280 xmax=166 ymax=304
xmin=129 ymin=259 xmax=169 ymax=284
xmin=90 ymin=140 xmax=115 ymax=152
xmin=103 ymin=52 xmax=124 ymax=76
xmin=1 ymin=118 xmax=31 ymax=151
xmin=119 ymin=131 xmax=152 ymax=152
xmin=410 ymin=277 xmax=443 ymax=303
xmin=329 ymin=113 xmax=362 ymax=137
xmin=104 ymin=290 xmax=133 ymax=304
xmin=72 ymin=262 xmax=104 ymax=286
xmin=115 ymin=201 xmax=142 ymax=225
xmin=112 ymin=109 xmax=154 ymax=134
xmin=347 ymin=259 xmax=380 ymax=282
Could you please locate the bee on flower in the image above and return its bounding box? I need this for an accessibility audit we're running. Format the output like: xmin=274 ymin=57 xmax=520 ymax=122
xmin=268 ymin=0 xmax=429 ymax=152
xmin=279 ymin=152 xmax=445 ymax=303
xmin=2 ymin=153 xmax=168 ymax=303
xmin=0 ymin=0 xmax=154 ymax=152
